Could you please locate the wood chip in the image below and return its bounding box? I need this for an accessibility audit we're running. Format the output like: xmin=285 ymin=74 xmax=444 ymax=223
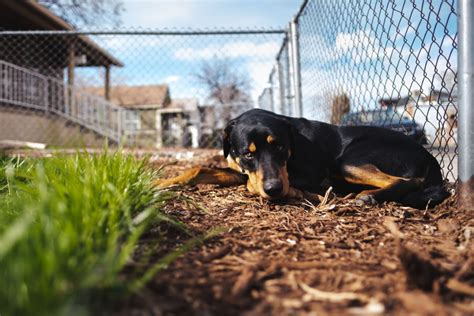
xmin=231 ymin=266 xmax=257 ymax=297
xmin=300 ymin=282 xmax=369 ymax=303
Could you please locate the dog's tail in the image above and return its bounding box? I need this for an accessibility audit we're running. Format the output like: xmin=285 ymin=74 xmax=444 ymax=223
xmin=400 ymin=184 xmax=450 ymax=209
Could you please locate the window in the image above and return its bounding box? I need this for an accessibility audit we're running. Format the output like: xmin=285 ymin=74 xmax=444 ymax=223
xmin=124 ymin=110 xmax=141 ymax=131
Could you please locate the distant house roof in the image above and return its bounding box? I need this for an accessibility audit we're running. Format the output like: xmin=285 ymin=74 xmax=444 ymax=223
xmin=379 ymin=89 xmax=457 ymax=108
xmin=168 ymin=98 xmax=199 ymax=112
xmin=86 ymin=85 xmax=171 ymax=109
xmin=425 ymin=89 xmax=456 ymax=102
xmin=379 ymin=93 xmax=415 ymax=106
xmin=0 ymin=1 xmax=122 ymax=67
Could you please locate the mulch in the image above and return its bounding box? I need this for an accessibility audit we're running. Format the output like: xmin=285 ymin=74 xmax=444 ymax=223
xmin=115 ymin=149 xmax=474 ymax=316
xmin=7 ymin=148 xmax=471 ymax=315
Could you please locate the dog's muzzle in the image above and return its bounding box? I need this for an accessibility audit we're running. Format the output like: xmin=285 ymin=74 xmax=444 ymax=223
xmin=263 ymin=178 xmax=284 ymax=198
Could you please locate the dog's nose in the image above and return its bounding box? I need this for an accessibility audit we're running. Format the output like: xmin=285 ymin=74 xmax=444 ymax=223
xmin=263 ymin=179 xmax=284 ymax=198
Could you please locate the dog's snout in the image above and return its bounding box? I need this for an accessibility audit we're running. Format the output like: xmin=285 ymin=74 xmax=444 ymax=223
xmin=263 ymin=179 xmax=284 ymax=198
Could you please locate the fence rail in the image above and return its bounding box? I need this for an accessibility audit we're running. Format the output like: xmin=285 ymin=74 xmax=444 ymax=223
xmin=0 ymin=60 xmax=49 ymax=111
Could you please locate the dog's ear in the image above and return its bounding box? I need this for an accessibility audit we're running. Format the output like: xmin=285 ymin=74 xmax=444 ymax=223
xmin=223 ymin=120 xmax=235 ymax=158
xmin=286 ymin=120 xmax=296 ymax=159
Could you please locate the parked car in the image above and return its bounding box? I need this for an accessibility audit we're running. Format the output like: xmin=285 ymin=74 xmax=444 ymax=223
xmin=341 ymin=109 xmax=428 ymax=144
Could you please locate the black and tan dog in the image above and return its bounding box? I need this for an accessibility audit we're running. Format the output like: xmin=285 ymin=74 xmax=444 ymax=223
xmin=157 ymin=109 xmax=449 ymax=209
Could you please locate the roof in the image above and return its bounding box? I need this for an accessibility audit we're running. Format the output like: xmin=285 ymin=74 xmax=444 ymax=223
xmin=168 ymin=98 xmax=199 ymax=112
xmin=380 ymin=89 xmax=457 ymax=108
xmin=379 ymin=96 xmax=412 ymax=107
xmin=0 ymin=1 xmax=122 ymax=67
xmin=86 ymin=85 xmax=170 ymax=109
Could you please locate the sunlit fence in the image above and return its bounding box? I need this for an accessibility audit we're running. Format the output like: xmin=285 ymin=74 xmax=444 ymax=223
xmin=0 ymin=0 xmax=459 ymax=181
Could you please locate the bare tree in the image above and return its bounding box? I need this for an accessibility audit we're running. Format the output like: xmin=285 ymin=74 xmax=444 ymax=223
xmin=195 ymin=59 xmax=252 ymax=124
xmin=38 ymin=0 xmax=124 ymax=28
xmin=330 ymin=92 xmax=350 ymax=124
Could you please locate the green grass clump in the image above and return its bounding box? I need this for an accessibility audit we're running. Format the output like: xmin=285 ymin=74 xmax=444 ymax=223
xmin=0 ymin=152 xmax=180 ymax=315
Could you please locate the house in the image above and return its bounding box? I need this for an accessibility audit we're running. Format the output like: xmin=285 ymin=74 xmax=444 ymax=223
xmin=86 ymin=85 xmax=170 ymax=147
xmin=379 ymin=89 xmax=457 ymax=146
xmin=161 ymin=98 xmax=201 ymax=148
xmin=87 ymin=85 xmax=201 ymax=148
xmin=0 ymin=1 xmax=124 ymax=146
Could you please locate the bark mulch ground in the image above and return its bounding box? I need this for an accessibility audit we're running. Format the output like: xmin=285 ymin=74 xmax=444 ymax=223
xmin=119 ymin=149 xmax=474 ymax=316
xmin=7 ymin=148 xmax=471 ymax=315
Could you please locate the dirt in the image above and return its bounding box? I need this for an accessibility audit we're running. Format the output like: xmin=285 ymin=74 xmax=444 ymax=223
xmin=114 ymin=149 xmax=474 ymax=316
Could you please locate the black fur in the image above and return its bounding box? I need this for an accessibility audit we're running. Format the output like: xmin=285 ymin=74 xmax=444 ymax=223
xmin=224 ymin=109 xmax=449 ymax=209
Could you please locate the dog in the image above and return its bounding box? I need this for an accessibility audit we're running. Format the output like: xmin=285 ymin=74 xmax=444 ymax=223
xmin=157 ymin=109 xmax=450 ymax=209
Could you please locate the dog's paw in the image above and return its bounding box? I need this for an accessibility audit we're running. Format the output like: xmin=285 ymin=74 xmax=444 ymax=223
xmin=286 ymin=187 xmax=305 ymax=199
xmin=355 ymin=194 xmax=378 ymax=206
xmin=302 ymin=191 xmax=323 ymax=202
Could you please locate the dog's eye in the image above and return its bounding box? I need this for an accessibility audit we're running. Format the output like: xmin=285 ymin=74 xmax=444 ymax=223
xmin=243 ymin=152 xmax=254 ymax=160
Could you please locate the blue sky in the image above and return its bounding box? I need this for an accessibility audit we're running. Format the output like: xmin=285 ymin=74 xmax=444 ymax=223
xmin=121 ymin=0 xmax=301 ymax=29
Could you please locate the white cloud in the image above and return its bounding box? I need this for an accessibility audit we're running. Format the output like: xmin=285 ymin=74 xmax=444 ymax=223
xmin=335 ymin=30 xmax=373 ymax=52
xmin=334 ymin=30 xmax=392 ymax=63
xmin=299 ymin=30 xmax=393 ymax=66
xmin=174 ymin=41 xmax=280 ymax=60
xmin=164 ymin=75 xmax=180 ymax=84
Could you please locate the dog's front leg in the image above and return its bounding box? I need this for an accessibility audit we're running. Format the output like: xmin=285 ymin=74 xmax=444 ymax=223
xmin=155 ymin=167 xmax=247 ymax=188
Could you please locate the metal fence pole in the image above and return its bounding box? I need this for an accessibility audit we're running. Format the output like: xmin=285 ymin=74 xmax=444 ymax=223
xmin=289 ymin=19 xmax=303 ymax=117
xmin=458 ymin=0 xmax=474 ymax=210
xmin=269 ymin=65 xmax=276 ymax=112
xmin=269 ymin=86 xmax=275 ymax=113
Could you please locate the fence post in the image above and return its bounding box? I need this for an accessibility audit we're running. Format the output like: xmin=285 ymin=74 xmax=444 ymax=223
xmin=289 ymin=19 xmax=303 ymax=117
xmin=458 ymin=0 xmax=474 ymax=210
xmin=43 ymin=77 xmax=49 ymax=113
xmin=117 ymin=108 xmax=123 ymax=144
xmin=276 ymin=60 xmax=284 ymax=115
xmin=269 ymin=65 xmax=276 ymax=112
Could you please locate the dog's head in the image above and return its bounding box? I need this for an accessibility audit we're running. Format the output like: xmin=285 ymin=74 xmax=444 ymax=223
xmin=223 ymin=109 xmax=294 ymax=199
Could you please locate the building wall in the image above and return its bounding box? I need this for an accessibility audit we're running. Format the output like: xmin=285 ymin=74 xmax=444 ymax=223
xmin=0 ymin=106 xmax=108 ymax=147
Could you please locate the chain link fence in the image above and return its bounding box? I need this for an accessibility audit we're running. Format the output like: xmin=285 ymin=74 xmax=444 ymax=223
xmin=0 ymin=0 xmax=458 ymax=181
xmin=0 ymin=30 xmax=285 ymax=149
xmin=265 ymin=0 xmax=458 ymax=181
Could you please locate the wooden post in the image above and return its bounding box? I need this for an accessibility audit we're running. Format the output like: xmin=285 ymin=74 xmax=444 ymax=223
xmin=67 ymin=42 xmax=75 ymax=116
xmin=67 ymin=42 xmax=75 ymax=87
xmin=156 ymin=110 xmax=163 ymax=148
xmin=105 ymin=65 xmax=111 ymax=101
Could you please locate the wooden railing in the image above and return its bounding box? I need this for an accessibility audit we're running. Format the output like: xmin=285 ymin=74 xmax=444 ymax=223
xmin=0 ymin=60 xmax=123 ymax=142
